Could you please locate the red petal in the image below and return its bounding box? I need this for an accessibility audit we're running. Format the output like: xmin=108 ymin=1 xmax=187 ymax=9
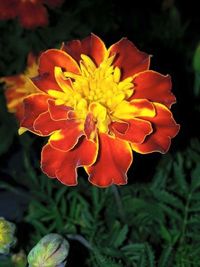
xmin=131 ymin=103 xmax=180 ymax=154
xmin=84 ymin=113 xmax=96 ymax=139
xmin=33 ymin=111 xmax=66 ymax=136
xmin=131 ymin=71 xmax=176 ymax=108
xmin=111 ymin=118 xmax=152 ymax=144
xmin=33 ymin=49 xmax=80 ymax=93
xmin=86 ymin=133 xmax=133 ymax=187
xmin=49 ymin=120 xmax=84 ymax=151
xmin=62 ymin=33 xmax=107 ymax=66
xmin=20 ymin=93 xmax=49 ymax=133
xmin=41 ymin=137 xmax=98 ymax=186
xmin=0 ymin=0 xmax=18 ymax=20
xmin=48 ymin=99 xmax=72 ymax=120
xmin=5 ymin=86 xmax=25 ymax=111
xmin=18 ymin=2 xmax=48 ymax=29
xmin=2 ymin=75 xmax=24 ymax=86
xmin=27 ymin=52 xmax=37 ymax=67
xmin=109 ymin=38 xmax=150 ymax=79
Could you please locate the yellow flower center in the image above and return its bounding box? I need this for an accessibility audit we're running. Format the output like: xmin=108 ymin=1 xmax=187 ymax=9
xmin=49 ymin=53 xmax=134 ymax=133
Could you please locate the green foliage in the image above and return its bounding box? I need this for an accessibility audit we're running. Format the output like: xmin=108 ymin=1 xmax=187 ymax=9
xmin=193 ymin=44 xmax=200 ymax=97
xmin=2 ymin=137 xmax=199 ymax=266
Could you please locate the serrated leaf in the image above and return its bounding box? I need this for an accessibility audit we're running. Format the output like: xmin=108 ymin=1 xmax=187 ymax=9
xmin=145 ymin=243 xmax=155 ymax=267
xmin=158 ymin=246 xmax=173 ymax=267
xmin=113 ymin=224 xmax=128 ymax=248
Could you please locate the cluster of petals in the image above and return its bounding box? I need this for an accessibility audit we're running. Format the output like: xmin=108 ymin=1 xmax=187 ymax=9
xmin=1 ymin=53 xmax=39 ymax=121
xmin=0 ymin=0 xmax=64 ymax=29
xmin=18 ymin=34 xmax=180 ymax=187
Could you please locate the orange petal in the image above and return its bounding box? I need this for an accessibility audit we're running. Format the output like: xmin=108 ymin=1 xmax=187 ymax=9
xmin=86 ymin=133 xmax=133 ymax=187
xmin=131 ymin=103 xmax=180 ymax=154
xmin=18 ymin=1 xmax=48 ymax=29
xmin=131 ymin=71 xmax=176 ymax=108
xmin=62 ymin=33 xmax=107 ymax=66
xmin=33 ymin=111 xmax=67 ymax=136
xmin=48 ymin=99 xmax=72 ymax=121
xmin=1 ymin=75 xmax=24 ymax=87
xmin=27 ymin=52 xmax=37 ymax=67
xmin=33 ymin=49 xmax=80 ymax=93
xmin=5 ymin=86 xmax=25 ymax=112
xmin=41 ymin=137 xmax=98 ymax=186
xmin=20 ymin=93 xmax=49 ymax=133
xmin=111 ymin=118 xmax=152 ymax=144
xmin=109 ymin=38 xmax=150 ymax=79
xmin=49 ymin=120 xmax=84 ymax=151
xmin=113 ymin=99 xmax=155 ymax=120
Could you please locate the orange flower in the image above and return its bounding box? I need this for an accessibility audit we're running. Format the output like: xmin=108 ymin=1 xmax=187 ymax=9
xmin=0 ymin=0 xmax=64 ymax=29
xmin=2 ymin=53 xmax=40 ymax=120
xmin=19 ymin=34 xmax=180 ymax=187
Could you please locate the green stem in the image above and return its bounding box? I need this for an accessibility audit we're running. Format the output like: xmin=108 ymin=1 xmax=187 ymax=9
xmin=179 ymin=192 xmax=192 ymax=245
xmin=111 ymin=185 xmax=126 ymax=223
xmin=66 ymin=234 xmax=93 ymax=250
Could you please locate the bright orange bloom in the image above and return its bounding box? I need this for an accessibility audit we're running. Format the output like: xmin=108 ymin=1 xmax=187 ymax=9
xmin=2 ymin=53 xmax=40 ymax=120
xmin=0 ymin=0 xmax=64 ymax=29
xmin=19 ymin=34 xmax=180 ymax=187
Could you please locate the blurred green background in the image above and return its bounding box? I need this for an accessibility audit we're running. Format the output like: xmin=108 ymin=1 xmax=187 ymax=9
xmin=0 ymin=0 xmax=200 ymax=266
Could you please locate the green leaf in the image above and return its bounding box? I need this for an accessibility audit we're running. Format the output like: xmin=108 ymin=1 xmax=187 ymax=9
xmin=145 ymin=243 xmax=155 ymax=267
xmin=0 ymin=124 xmax=15 ymax=155
xmin=191 ymin=163 xmax=200 ymax=191
xmin=158 ymin=246 xmax=173 ymax=267
xmin=193 ymin=44 xmax=200 ymax=73
xmin=113 ymin=224 xmax=128 ymax=248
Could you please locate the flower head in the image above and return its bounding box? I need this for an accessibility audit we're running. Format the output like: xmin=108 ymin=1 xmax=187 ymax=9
xmin=19 ymin=34 xmax=180 ymax=187
xmin=1 ymin=53 xmax=40 ymax=120
xmin=0 ymin=217 xmax=16 ymax=254
xmin=0 ymin=0 xmax=64 ymax=29
xmin=27 ymin=234 xmax=69 ymax=267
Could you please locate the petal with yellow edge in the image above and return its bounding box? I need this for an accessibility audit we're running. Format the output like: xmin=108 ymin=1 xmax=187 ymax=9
xmin=33 ymin=49 xmax=80 ymax=93
xmin=132 ymin=103 xmax=180 ymax=154
xmin=86 ymin=133 xmax=132 ymax=187
xmin=48 ymin=99 xmax=72 ymax=121
xmin=111 ymin=118 xmax=153 ymax=144
xmin=62 ymin=33 xmax=107 ymax=66
xmin=49 ymin=120 xmax=84 ymax=151
xmin=33 ymin=111 xmax=67 ymax=136
xmin=131 ymin=71 xmax=176 ymax=108
xmin=20 ymin=94 xmax=49 ymax=134
xmin=109 ymin=38 xmax=150 ymax=79
xmin=113 ymin=99 xmax=155 ymax=120
xmin=41 ymin=137 xmax=98 ymax=186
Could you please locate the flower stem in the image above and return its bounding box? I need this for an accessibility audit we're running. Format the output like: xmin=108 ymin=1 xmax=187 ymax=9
xmin=111 ymin=185 xmax=126 ymax=223
xmin=66 ymin=234 xmax=93 ymax=251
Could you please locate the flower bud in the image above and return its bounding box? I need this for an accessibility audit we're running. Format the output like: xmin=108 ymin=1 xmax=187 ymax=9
xmin=12 ymin=250 xmax=27 ymax=267
xmin=0 ymin=217 xmax=16 ymax=254
xmin=28 ymin=233 xmax=69 ymax=267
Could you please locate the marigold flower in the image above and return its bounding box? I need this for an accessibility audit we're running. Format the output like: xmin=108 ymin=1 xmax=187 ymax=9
xmin=1 ymin=53 xmax=40 ymax=121
xmin=0 ymin=0 xmax=64 ymax=29
xmin=19 ymin=34 xmax=180 ymax=187
xmin=0 ymin=217 xmax=16 ymax=254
